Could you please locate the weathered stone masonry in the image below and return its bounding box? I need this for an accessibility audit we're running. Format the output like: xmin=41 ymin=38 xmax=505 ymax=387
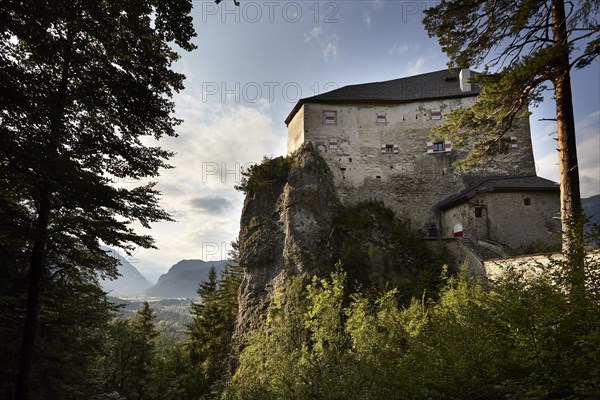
xmin=285 ymin=68 xmax=560 ymax=251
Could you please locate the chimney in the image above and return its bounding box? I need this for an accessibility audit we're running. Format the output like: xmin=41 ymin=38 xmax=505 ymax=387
xmin=459 ymin=69 xmax=471 ymax=92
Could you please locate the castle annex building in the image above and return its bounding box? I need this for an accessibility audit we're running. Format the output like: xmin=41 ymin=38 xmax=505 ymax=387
xmin=285 ymin=68 xmax=561 ymax=251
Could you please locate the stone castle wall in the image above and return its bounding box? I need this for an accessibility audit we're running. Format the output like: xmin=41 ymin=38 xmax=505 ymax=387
xmin=287 ymin=99 xmax=537 ymax=235
xmin=441 ymin=191 xmax=561 ymax=248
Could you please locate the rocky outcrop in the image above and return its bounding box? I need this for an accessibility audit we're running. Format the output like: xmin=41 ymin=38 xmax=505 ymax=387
xmin=233 ymin=143 xmax=445 ymax=347
xmin=235 ymin=142 xmax=340 ymax=338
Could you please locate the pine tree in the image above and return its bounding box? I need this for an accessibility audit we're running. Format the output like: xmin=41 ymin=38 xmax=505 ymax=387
xmin=186 ymin=262 xmax=242 ymax=398
xmin=105 ymin=302 xmax=159 ymax=400
xmin=187 ymin=267 xmax=224 ymax=392
xmin=422 ymin=0 xmax=599 ymax=292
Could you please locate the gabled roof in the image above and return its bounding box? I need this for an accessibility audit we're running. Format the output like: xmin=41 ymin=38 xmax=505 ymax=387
xmin=285 ymin=68 xmax=480 ymax=125
xmin=438 ymin=175 xmax=559 ymax=210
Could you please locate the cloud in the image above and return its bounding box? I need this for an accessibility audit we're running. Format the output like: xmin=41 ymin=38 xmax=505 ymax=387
xmin=303 ymin=26 xmax=323 ymax=43
xmin=388 ymin=42 xmax=410 ymax=56
xmin=302 ymin=26 xmax=339 ymax=63
xmin=407 ymin=56 xmax=426 ymax=75
xmin=574 ymin=110 xmax=600 ymax=197
xmin=363 ymin=12 xmax=372 ymax=28
xmin=534 ymin=110 xmax=600 ymax=197
xmin=322 ymin=37 xmax=338 ymax=62
xmin=131 ymin=94 xmax=286 ymax=279
xmin=189 ymin=196 xmax=232 ymax=214
xmin=371 ymin=0 xmax=384 ymax=10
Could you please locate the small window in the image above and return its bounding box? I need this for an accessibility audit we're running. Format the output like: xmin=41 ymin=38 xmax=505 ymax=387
xmin=430 ymin=109 xmax=442 ymax=120
xmin=381 ymin=144 xmax=399 ymax=154
xmin=475 ymin=207 xmax=483 ymax=218
xmin=524 ymin=197 xmax=531 ymax=206
xmin=328 ymin=138 xmax=338 ymax=149
xmin=450 ymin=103 xmax=462 ymax=111
xmin=427 ymin=141 xmax=452 ymax=153
xmin=323 ymin=110 xmax=337 ymax=125
xmin=376 ymin=112 xmax=387 ymax=123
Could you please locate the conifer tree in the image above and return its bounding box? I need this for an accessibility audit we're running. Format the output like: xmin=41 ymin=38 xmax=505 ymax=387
xmin=422 ymin=0 xmax=599 ymax=290
xmin=186 ymin=262 xmax=243 ymax=398
xmin=105 ymin=302 xmax=159 ymax=400
xmin=187 ymin=266 xmax=226 ymax=394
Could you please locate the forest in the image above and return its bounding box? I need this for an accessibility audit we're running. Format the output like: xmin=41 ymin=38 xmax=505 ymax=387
xmin=3 ymin=231 xmax=599 ymax=399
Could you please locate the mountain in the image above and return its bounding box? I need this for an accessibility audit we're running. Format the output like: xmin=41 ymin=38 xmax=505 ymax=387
xmin=100 ymin=250 xmax=153 ymax=296
xmin=145 ymin=259 xmax=229 ymax=298
xmin=582 ymin=194 xmax=600 ymax=238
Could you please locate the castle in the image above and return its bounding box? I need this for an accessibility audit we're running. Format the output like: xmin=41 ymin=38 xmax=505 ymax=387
xmin=285 ymin=68 xmax=561 ymax=253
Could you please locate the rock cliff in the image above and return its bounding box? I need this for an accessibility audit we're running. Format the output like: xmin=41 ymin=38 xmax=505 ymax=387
xmin=234 ymin=143 xmax=444 ymax=344
xmin=236 ymin=142 xmax=341 ymax=337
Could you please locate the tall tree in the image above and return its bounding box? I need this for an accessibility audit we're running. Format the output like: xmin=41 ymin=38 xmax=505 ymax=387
xmin=186 ymin=262 xmax=242 ymax=398
xmin=104 ymin=302 xmax=159 ymax=400
xmin=422 ymin=0 xmax=599 ymax=288
xmin=0 ymin=1 xmax=196 ymax=398
xmin=187 ymin=266 xmax=224 ymax=391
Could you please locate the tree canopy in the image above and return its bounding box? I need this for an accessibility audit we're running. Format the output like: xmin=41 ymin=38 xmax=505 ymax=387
xmin=422 ymin=0 xmax=599 ymax=285
xmin=0 ymin=1 xmax=196 ymax=398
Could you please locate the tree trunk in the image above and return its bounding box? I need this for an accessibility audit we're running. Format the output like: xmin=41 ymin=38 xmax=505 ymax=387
xmin=15 ymin=183 xmax=51 ymax=400
xmin=552 ymin=0 xmax=585 ymax=292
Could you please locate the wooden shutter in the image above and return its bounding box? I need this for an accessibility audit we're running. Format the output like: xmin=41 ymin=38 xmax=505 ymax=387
xmin=323 ymin=111 xmax=336 ymax=125
xmin=426 ymin=141 xmax=434 ymax=153
xmin=444 ymin=140 xmax=452 ymax=151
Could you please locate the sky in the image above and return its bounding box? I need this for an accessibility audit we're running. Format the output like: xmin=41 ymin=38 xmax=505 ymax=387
xmin=121 ymin=0 xmax=600 ymax=283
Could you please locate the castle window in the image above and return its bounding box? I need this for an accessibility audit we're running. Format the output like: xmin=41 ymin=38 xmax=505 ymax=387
xmin=430 ymin=109 xmax=442 ymax=120
xmin=475 ymin=207 xmax=484 ymax=218
xmin=427 ymin=141 xmax=452 ymax=153
xmin=323 ymin=110 xmax=337 ymax=125
xmin=450 ymin=102 xmax=462 ymax=111
xmin=328 ymin=138 xmax=338 ymax=149
xmin=376 ymin=112 xmax=387 ymax=123
xmin=524 ymin=197 xmax=531 ymax=206
xmin=381 ymin=144 xmax=399 ymax=154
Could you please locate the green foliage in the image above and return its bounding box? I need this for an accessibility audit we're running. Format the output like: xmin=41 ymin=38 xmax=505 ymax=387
xmin=1 ymin=0 xmax=196 ymax=396
xmin=186 ymin=263 xmax=243 ymax=399
xmin=234 ymin=156 xmax=292 ymax=195
xmin=422 ymin=0 xmax=597 ymax=285
xmin=103 ymin=302 xmax=159 ymax=400
xmin=334 ymin=201 xmax=448 ymax=302
xmin=0 ymin=262 xmax=116 ymax=400
xmin=225 ymin=251 xmax=600 ymax=399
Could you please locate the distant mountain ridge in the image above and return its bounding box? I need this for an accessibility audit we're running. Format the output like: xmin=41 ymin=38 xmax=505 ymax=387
xmin=583 ymin=194 xmax=600 ymax=237
xmin=100 ymin=249 xmax=153 ymax=296
xmin=146 ymin=259 xmax=229 ymax=298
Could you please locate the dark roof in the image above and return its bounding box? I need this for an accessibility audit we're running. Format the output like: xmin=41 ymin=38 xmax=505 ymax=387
xmin=438 ymin=175 xmax=559 ymax=210
xmin=285 ymin=68 xmax=480 ymax=125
